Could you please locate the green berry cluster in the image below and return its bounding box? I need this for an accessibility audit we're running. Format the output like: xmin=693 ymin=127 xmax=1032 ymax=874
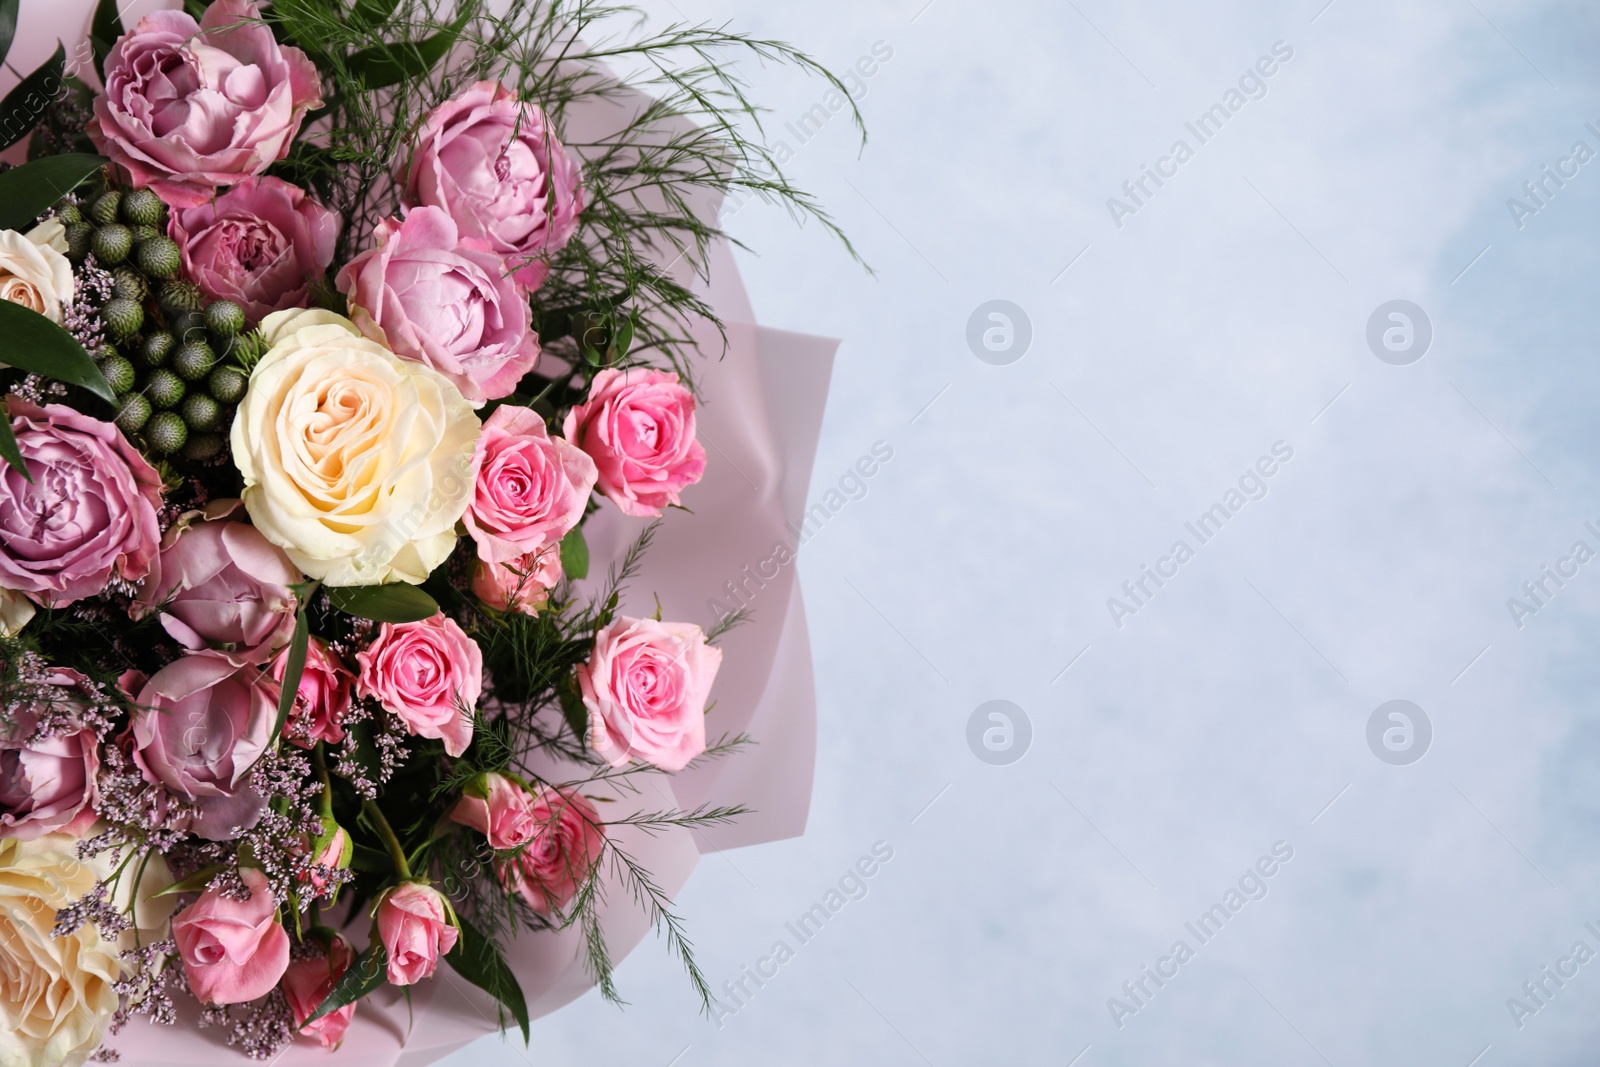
xmin=66 ymin=186 xmax=253 ymax=461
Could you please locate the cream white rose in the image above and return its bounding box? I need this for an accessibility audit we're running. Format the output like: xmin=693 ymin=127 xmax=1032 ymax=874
xmin=231 ymin=309 xmax=481 ymax=586
xmin=0 ymin=587 xmax=35 ymax=636
xmin=0 ymin=834 xmax=173 ymax=1067
xmin=0 ymin=227 xmax=74 ymax=323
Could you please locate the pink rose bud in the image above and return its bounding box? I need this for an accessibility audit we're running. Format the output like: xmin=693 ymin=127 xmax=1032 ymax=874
xmin=302 ymin=817 xmax=352 ymax=894
xmin=577 ymin=617 xmax=722 ymax=772
xmin=497 ymin=786 xmax=603 ymax=916
xmin=282 ymin=935 xmax=356 ymax=1047
xmin=167 ymin=176 xmax=339 ymax=323
xmin=448 ymin=773 xmax=541 ymax=851
xmin=464 ymin=405 xmax=596 ymax=564
xmin=274 ymin=636 xmax=354 ymax=747
xmin=376 ymin=883 xmax=458 ymax=986
xmin=471 ymin=547 xmax=562 ymax=616
xmin=90 ymin=0 xmax=323 ymax=207
xmin=402 ymin=81 xmax=583 ymax=291
xmin=0 ymin=667 xmax=99 ymax=840
xmin=0 ymin=400 xmax=162 ymax=607
xmin=133 ymin=516 xmax=301 ymax=667
xmin=337 ymin=207 xmax=541 ymax=403
xmin=562 ymin=368 xmax=706 ymax=517
xmin=173 ymin=867 xmax=291 ymax=1005
xmin=355 ymin=615 xmax=481 ymax=757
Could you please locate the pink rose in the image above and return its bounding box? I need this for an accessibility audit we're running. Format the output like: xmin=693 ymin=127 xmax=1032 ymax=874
xmin=300 ymin=818 xmax=352 ymax=895
xmin=471 ymin=547 xmax=562 ymax=616
xmin=562 ymin=369 xmax=706 ymax=517
xmin=168 ymin=176 xmax=339 ymax=322
xmin=90 ymin=1 xmax=323 ymax=207
xmin=578 ymin=616 xmax=721 ymax=772
xmin=283 ymin=935 xmax=356 ymax=1047
xmin=337 ymin=207 xmax=540 ymax=403
xmin=0 ymin=400 xmax=162 ymax=607
xmin=129 ymin=654 xmax=274 ymax=839
xmin=448 ymin=772 xmax=542 ymax=851
xmin=498 ymin=786 xmax=602 ymax=915
xmin=0 ymin=668 xmax=99 ymax=841
xmin=464 ymin=405 xmax=595 ymax=564
xmin=134 ymin=514 xmax=300 ymax=667
xmin=355 ymin=615 xmax=481 ymax=757
xmin=376 ymin=883 xmax=458 ymax=986
xmin=173 ymin=867 xmax=291 ymax=1005
xmin=273 ymin=637 xmax=352 ymax=747
xmin=402 ymin=81 xmax=583 ymax=290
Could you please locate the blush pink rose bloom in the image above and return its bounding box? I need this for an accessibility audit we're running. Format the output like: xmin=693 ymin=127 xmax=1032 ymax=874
xmin=273 ymin=637 xmax=352 ymax=747
xmin=464 ymin=405 xmax=595 ymax=563
xmin=498 ymin=786 xmax=602 ymax=915
xmin=283 ymin=934 xmax=356 ymax=1047
xmin=578 ymin=616 xmax=721 ymax=772
xmin=0 ymin=400 xmax=162 ymax=607
xmin=134 ymin=514 xmax=300 ymax=667
xmin=173 ymin=867 xmax=291 ymax=1004
xmin=355 ymin=615 xmax=481 ymax=757
xmin=90 ymin=0 xmax=323 ymax=207
xmin=562 ymin=368 xmax=706 ymax=517
xmin=448 ymin=772 xmax=542 ymax=851
xmin=0 ymin=668 xmax=99 ymax=841
xmin=471 ymin=547 xmax=562 ymax=616
xmin=337 ymin=207 xmax=540 ymax=404
xmin=168 ymin=176 xmax=339 ymax=322
xmin=129 ymin=653 xmax=274 ymax=839
xmin=376 ymin=883 xmax=458 ymax=986
xmin=402 ymin=81 xmax=583 ymax=290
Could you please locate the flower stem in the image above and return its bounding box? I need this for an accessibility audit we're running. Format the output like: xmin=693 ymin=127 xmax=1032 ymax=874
xmin=363 ymin=800 xmax=411 ymax=880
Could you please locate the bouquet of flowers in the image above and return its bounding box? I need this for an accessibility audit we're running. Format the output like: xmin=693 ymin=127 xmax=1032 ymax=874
xmin=0 ymin=1 xmax=856 ymax=1062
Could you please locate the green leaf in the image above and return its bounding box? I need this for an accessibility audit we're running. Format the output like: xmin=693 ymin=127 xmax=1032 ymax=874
xmin=445 ymin=916 xmax=530 ymax=1043
xmin=305 ymin=941 xmax=387 ymax=1025
xmin=90 ymin=0 xmax=123 ymax=78
xmin=556 ymin=676 xmax=587 ymax=740
xmin=559 ymin=527 xmax=589 ymax=581
xmin=149 ymin=865 xmax=226 ymax=899
xmin=349 ymin=0 xmax=402 ymax=31
xmin=346 ymin=9 xmax=469 ymax=90
xmin=0 ymin=407 xmax=28 ymax=483
xmin=0 ymin=44 xmax=66 ymax=152
xmin=326 ymin=583 xmax=439 ymax=623
xmin=0 ymin=301 xmax=113 ymax=402
xmin=0 ymin=0 xmax=20 ymax=68
xmin=0 ymin=153 xmax=107 ymax=232
xmin=271 ymin=607 xmax=310 ymax=740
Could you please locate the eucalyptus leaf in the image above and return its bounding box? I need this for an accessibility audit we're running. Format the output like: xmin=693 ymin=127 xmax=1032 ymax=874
xmin=149 ymin=865 xmax=226 ymax=899
xmin=326 ymin=583 xmax=439 ymax=623
xmin=445 ymin=916 xmax=530 ymax=1043
xmin=0 ymin=44 xmax=66 ymax=152
xmin=559 ymin=526 xmax=589 ymax=581
xmin=0 ymin=153 xmax=107 ymax=233
xmin=304 ymin=941 xmax=387 ymax=1025
xmin=0 ymin=301 xmax=113 ymax=402
xmin=0 ymin=405 xmax=26 ymax=482
xmin=271 ymin=608 xmax=311 ymax=740
xmin=0 ymin=0 xmax=20 ymax=68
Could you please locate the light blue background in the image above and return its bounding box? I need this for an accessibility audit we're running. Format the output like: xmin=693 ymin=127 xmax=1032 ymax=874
xmin=447 ymin=0 xmax=1600 ymax=1063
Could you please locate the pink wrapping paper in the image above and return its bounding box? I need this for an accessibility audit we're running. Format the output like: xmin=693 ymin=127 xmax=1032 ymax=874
xmin=4 ymin=3 xmax=837 ymax=1062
